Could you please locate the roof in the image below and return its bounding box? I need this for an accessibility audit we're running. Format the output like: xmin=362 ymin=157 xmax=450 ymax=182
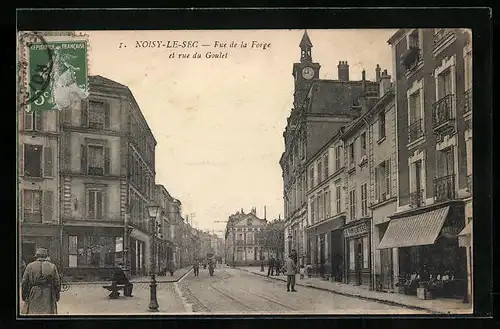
xmin=387 ymin=29 xmax=407 ymax=45
xmin=299 ymin=30 xmax=313 ymax=48
xmin=89 ymin=75 xmax=157 ymax=145
xmin=155 ymin=184 xmax=173 ymax=200
xmin=307 ymin=80 xmax=375 ymax=116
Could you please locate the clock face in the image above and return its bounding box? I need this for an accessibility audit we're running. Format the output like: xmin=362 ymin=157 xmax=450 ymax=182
xmin=302 ymin=67 xmax=314 ymax=80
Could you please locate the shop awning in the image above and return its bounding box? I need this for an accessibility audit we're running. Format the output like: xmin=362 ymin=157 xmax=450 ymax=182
xmin=377 ymin=206 xmax=450 ymax=249
xmin=458 ymin=221 xmax=472 ymax=247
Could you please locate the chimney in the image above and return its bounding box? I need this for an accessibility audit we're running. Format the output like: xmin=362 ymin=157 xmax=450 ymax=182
xmin=337 ymin=61 xmax=349 ymax=81
xmin=379 ymin=69 xmax=392 ymax=97
xmin=251 ymin=207 xmax=256 ymax=215
xmin=375 ymin=64 xmax=381 ymax=82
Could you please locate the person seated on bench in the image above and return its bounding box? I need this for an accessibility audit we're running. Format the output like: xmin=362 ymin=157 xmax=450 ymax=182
xmin=113 ymin=263 xmax=133 ymax=297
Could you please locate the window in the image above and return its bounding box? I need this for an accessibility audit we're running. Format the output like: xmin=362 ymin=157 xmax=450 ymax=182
xmin=437 ymin=148 xmax=454 ymax=177
xmin=336 ymin=184 xmax=341 ymax=214
xmin=362 ymin=236 xmax=369 ymax=269
xmin=23 ymin=111 xmax=42 ymax=131
xmin=378 ymin=112 xmax=386 ymax=140
xmin=23 ymin=190 xmax=42 ymax=223
xmin=375 ymin=160 xmax=391 ymax=201
xmin=309 ymin=167 xmax=314 ymax=188
xmin=323 ymin=154 xmax=329 ymax=179
xmin=437 ymin=69 xmax=453 ymax=100
xmin=316 ymin=195 xmax=320 ymax=221
xmin=88 ymin=100 xmax=107 ymax=129
xmin=335 ymin=145 xmax=342 ymax=170
xmin=317 ymin=160 xmax=323 ymax=183
xmin=360 ymin=133 xmax=367 ymax=157
xmin=409 ymin=90 xmax=422 ymax=124
xmin=348 ymin=143 xmax=355 ymax=167
xmin=311 ymin=199 xmax=315 ymax=224
xmin=77 ymin=236 xmax=116 ymax=267
xmin=349 ymin=189 xmax=356 ymax=220
xmin=88 ymin=145 xmax=104 ymax=175
xmin=361 ymin=183 xmax=368 ymax=216
xmin=69 ymin=236 xmax=78 ymax=268
xmin=408 ymin=29 xmax=420 ymax=48
xmin=23 ymin=144 xmax=42 ymax=178
xmin=88 ymin=189 xmax=103 ymax=220
xmin=325 ymin=189 xmax=331 ymax=218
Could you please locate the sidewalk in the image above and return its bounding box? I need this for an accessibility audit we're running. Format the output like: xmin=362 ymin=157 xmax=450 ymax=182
xmin=68 ymin=267 xmax=192 ymax=285
xmin=237 ymin=266 xmax=472 ymax=315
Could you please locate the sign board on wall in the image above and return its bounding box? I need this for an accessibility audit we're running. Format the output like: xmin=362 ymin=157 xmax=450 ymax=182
xmin=343 ymin=222 xmax=369 ymax=239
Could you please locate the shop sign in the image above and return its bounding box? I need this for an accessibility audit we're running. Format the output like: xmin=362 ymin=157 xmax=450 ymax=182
xmin=344 ymin=223 xmax=369 ymax=238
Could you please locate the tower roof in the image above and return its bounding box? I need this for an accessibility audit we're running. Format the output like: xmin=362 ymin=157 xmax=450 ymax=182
xmin=299 ymin=30 xmax=313 ymax=48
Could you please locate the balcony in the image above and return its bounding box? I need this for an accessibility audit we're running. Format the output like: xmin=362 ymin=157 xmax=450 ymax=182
xmin=464 ymin=88 xmax=472 ymax=114
xmin=409 ymin=189 xmax=424 ymax=208
xmin=400 ymin=46 xmax=422 ymax=74
xmin=432 ymin=94 xmax=455 ymax=133
xmin=466 ymin=175 xmax=472 ymax=194
xmin=433 ymin=29 xmax=456 ymax=56
xmin=433 ymin=174 xmax=456 ymax=203
xmin=408 ymin=119 xmax=424 ymax=144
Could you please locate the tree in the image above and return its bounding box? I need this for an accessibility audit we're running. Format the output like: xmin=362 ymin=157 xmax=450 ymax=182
xmin=256 ymin=219 xmax=285 ymax=259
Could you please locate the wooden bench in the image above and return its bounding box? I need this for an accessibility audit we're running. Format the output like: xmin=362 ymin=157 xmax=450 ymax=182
xmin=102 ymin=281 xmax=126 ymax=299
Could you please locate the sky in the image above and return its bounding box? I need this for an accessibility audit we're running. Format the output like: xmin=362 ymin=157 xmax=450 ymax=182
xmin=85 ymin=29 xmax=397 ymax=234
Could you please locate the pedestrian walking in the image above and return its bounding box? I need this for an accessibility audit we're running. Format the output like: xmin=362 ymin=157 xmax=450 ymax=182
xmin=21 ymin=248 xmax=61 ymax=315
xmin=274 ymin=258 xmax=281 ymax=276
xmin=267 ymin=256 xmax=275 ymax=277
xmin=169 ymin=260 xmax=175 ymax=276
xmin=193 ymin=259 xmax=200 ymax=276
xmin=285 ymin=254 xmax=297 ymax=292
xmin=299 ymin=265 xmax=305 ymax=279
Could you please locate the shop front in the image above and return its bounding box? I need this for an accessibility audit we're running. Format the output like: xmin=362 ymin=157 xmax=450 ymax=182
xmin=378 ymin=202 xmax=468 ymax=300
xmin=306 ymin=215 xmax=345 ymax=279
xmin=343 ymin=218 xmax=371 ymax=288
xmin=21 ymin=224 xmax=62 ymax=271
xmin=61 ymin=225 xmax=123 ymax=281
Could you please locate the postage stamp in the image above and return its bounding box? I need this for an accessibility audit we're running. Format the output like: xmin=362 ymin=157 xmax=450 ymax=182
xmin=18 ymin=32 xmax=89 ymax=113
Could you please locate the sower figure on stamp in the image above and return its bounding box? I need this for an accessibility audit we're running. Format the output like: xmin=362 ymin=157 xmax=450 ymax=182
xmin=21 ymin=248 xmax=61 ymax=315
xmin=285 ymin=253 xmax=297 ymax=292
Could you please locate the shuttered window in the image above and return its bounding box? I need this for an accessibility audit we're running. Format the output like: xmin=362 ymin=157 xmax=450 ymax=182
xmin=24 ymin=144 xmax=43 ymax=178
xmin=361 ymin=183 xmax=368 ymax=216
xmin=87 ymin=189 xmax=105 ymax=220
xmin=23 ymin=111 xmax=42 ymax=131
xmin=23 ymin=189 xmax=42 ymax=223
xmin=42 ymin=190 xmax=54 ymax=223
xmin=375 ymin=159 xmax=391 ymax=201
xmin=43 ymin=146 xmax=53 ymax=177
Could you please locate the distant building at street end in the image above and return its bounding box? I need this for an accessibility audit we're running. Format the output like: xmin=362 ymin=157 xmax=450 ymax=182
xmin=224 ymin=208 xmax=267 ymax=266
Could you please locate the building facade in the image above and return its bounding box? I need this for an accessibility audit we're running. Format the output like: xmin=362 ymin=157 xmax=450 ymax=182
xmin=380 ymin=28 xmax=471 ymax=301
xmin=225 ymin=208 xmax=267 ymax=266
xmin=281 ymin=31 xmax=379 ymax=265
xmin=155 ymin=184 xmax=176 ymax=273
xmin=19 ymin=107 xmax=61 ymax=270
xmin=58 ymin=75 xmax=156 ymax=280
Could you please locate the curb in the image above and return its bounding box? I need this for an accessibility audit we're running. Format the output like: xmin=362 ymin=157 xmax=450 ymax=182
xmin=68 ymin=268 xmax=193 ymax=285
xmin=236 ymin=267 xmax=445 ymax=315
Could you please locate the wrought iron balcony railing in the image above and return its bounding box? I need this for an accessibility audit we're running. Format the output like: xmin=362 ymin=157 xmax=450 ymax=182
xmin=409 ymin=189 xmax=424 ymax=208
xmin=433 ymin=174 xmax=456 ymax=202
xmin=408 ymin=119 xmax=424 ymax=143
xmin=432 ymin=94 xmax=455 ymax=131
xmin=464 ymin=88 xmax=472 ymax=114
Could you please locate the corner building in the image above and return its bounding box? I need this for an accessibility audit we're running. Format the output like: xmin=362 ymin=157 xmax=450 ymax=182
xmin=59 ymin=75 xmax=156 ymax=280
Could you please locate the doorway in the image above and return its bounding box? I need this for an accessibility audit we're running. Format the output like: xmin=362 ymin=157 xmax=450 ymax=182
xmin=355 ymin=239 xmax=363 ymax=285
xmin=380 ymin=248 xmax=393 ymax=291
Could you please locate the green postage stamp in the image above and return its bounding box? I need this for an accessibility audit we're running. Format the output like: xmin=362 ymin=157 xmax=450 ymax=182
xmin=18 ymin=33 xmax=89 ymax=112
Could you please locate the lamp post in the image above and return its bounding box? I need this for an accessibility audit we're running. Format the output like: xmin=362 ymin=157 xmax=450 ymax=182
xmin=147 ymin=203 xmax=160 ymax=312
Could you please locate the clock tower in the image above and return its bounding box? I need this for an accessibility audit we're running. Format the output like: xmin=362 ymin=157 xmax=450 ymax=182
xmin=292 ymin=30 xmax=321 ymax=109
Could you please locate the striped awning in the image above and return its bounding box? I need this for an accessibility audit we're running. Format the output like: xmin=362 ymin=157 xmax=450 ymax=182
xmin=377 ymin=206 xmax=450 ymax=249
xmin=458 ymin=221 xmax=472 ymax=247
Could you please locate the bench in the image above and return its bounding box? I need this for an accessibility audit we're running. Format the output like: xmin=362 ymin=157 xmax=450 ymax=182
xmin=102 ymin=281 xmax=126 ymax=299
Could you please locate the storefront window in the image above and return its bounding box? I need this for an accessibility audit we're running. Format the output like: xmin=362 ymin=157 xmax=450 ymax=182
xmin=77 ymin=235 xmax=116 ymax=267
xmin=362 ymin=236 xmax=369 ymax=269
xmin=349 ymin=240 xmax=355 ymax=271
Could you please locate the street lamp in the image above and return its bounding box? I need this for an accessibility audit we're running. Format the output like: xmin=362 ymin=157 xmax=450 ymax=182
xmin=147 ymin=203 xmax=160 ymax=312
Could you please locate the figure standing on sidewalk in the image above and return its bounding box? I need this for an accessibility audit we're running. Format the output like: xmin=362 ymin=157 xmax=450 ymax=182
xmin=285 ymin=254 xmax=297 ymax=292
xmin=193 ymin=259 xmax=200 ymax=276
xmin=275 ymin=257 xmax=281 ymax=276
xmin=267 ymin=256 xmax=275 ymax=276
xmin=21 ymin=248 xmax=61 ymax=314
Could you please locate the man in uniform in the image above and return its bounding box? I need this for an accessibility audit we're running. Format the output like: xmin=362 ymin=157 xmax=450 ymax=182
xmin=21 ymin=248 xmax=61 ymax=314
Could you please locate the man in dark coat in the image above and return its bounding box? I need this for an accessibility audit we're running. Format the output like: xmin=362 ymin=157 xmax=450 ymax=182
xmin=114 ymin=263 xmax=133 ymax=297
xmin=274 ymin=257 xmax=281 ymax=276
xmin=21 ymin=248 xmax=61 ymax=314
xmin=267 ymin=256 xmax=275 ymax=277
xmin=285 ymin=254 xmax=297 ymax=292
